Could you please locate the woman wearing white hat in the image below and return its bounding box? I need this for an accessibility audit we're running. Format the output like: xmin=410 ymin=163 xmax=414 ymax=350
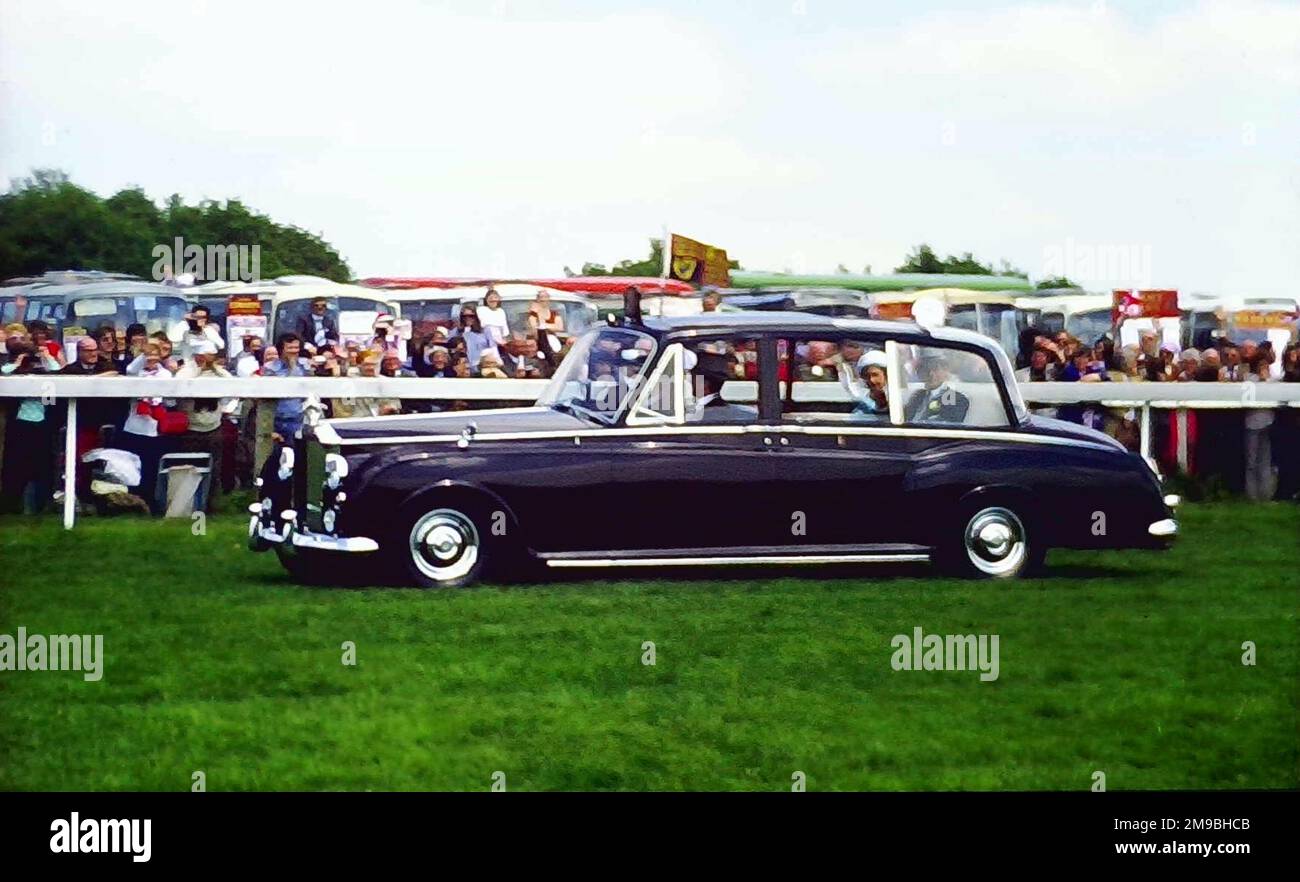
xmin=369 ymin=313 xmax=402 ymax=356
xmin=852 ymin=350 xmax=890 ymax=418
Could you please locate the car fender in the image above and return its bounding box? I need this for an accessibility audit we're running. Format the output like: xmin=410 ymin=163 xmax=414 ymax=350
xmin=396 ymin=478 xmax=522 ymax=534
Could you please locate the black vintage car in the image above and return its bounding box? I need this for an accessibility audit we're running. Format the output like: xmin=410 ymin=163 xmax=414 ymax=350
xmin=250 ymin=306 xmax=1178 ymax=587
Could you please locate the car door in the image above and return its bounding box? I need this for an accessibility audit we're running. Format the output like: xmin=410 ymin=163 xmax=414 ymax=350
xmin=598 ymin=338 xmax=780 ymax=554
xmin=769 ymin=336 xmax=918 ymax=550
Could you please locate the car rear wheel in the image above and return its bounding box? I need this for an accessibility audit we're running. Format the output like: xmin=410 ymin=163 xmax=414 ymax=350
xmin=941 ymin=504 xmax=1044 ymax=579
xmin=403 ymin=506 xmax=485 ymax=588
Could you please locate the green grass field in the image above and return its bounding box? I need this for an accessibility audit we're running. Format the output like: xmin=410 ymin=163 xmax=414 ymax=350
xmin=1 ymin=502 xmax=1296 ymax=791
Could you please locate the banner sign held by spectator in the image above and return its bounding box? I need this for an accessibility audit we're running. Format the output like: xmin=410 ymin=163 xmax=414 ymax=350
xmin=1113 ymin=289 xmax=1180 ymax=323
xmin=225 ymin=295 xmax=267 ymax=356
xmin=339 ymin=311 xmax=376 ymax=348
xmin=227 ymin=315 xmax=267 ymax=356
xmin=669 ymin=233 xmax=731 ymax=288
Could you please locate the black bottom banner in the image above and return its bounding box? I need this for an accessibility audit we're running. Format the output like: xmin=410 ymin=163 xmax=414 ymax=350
xmin=0 ymin=790 xmax=1289 ymax=867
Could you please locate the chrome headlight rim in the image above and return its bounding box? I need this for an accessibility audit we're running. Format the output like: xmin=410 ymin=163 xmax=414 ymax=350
xmin=277 ymin=446 xmax=295 ymax=481
xmin=324 ymin=452 xmax=349 ymax=490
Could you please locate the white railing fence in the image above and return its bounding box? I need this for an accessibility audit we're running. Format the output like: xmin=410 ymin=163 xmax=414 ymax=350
xmin=2 ymin=376 xmax=1298 ymax=529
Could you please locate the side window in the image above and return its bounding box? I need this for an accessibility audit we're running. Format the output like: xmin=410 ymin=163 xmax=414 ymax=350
xmin=783 ymin=338 xmax=891 ymax=423
xmin=683 ymin=339 xmax=758 ymax=424
xmin=627 ymin=343 xmax=686 ymax=424
xmin=627 ymin=338 xmax=761 ymax=425
xmin=897 ymin=344 xmax=1009 ymax=427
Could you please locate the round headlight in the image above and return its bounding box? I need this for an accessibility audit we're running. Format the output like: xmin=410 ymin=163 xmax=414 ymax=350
xmin=322 ymin=509 xmax=336 ymax=532
xmin=324 ymin=453 xmax=349 ymax=478
xmin=277 ymin=447 xmax=295 ymax=481
xmin=325 ymin=453 xmax=349 ymax=490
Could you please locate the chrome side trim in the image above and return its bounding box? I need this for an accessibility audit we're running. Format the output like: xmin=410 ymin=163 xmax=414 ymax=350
xmin=325 ymin=405 xmax=550 ymax=427
xmin=330 ymin=422 xmax=1116 ymax=451
xmin=1148 ymin=518 xmax=1178 ymax=537
xmin=544 ymin=552 xmax=930 ymax=568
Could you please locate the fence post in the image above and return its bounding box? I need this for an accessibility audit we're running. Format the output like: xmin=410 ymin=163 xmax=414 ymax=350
xmin=1176 ymin=408 xmax=1189 ymax=474
xmin=63 ymin=397 xmax=77 ymax=530
xmin=1140 ymin=404 xmax=1154 ymax=472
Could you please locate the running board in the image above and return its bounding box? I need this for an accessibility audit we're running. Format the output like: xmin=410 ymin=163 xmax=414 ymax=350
xmin=540 ymin=550 xmax=930 ymax=569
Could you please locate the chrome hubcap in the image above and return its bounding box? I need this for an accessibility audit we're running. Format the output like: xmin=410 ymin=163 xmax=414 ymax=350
xmin=963 ymin=507 xmax=1027 ymax=577
xmin=409 ymin=509 xmax=479 ymax=582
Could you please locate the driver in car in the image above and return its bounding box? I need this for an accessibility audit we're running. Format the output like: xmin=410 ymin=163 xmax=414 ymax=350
xmin=689 ymin=349 xmax=755 ymax=423
xmin=904 ymin=352 xmax=970 ymax=424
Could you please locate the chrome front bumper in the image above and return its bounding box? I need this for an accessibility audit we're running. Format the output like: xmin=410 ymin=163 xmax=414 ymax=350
xmin=1148 ymin=494 xmax=1180 ymax=538
xmin=248 ymin=504 xmax=378 ymax=553
xmin=1148 ymin=518 xmax=1179 ymax=538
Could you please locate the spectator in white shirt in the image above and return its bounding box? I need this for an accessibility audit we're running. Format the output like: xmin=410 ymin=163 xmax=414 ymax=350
xmin=232 ymin=335 xmax=265 ymax=377
xmin=476 ymin=288 xmax=510 ymax=348
xmin=175 ymin=339 xmax=233 ymax=501
xmin=168 ymin=304 xmax=225 ymax=361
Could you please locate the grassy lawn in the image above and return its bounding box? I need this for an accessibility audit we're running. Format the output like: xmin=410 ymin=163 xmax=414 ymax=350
xmin=0 ymin=502 xmax=1296 ymax=791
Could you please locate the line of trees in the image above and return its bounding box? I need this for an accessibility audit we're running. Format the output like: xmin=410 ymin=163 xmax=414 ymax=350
xmin=0 ymin=170 xmax=351 ymax=282
xmin=577 ymin=240 xmax=1075 ymax=289
xmin=2 ymin=172 xmax=1076 ymax=291
xmin=893 ymin=244 xmax=1075 ymax=289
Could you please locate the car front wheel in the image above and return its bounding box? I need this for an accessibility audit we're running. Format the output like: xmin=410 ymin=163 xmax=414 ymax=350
xmin=403 ymin=506 xmax=485 ymax=588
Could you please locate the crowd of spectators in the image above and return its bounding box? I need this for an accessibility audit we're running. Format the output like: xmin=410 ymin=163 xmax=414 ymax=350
xmin=0 ymin=288 xmax=570 ymax=515
xmin=1013 ymin=327 xmax=1300 ymax=500
xmin=2 ymin=294 xmax=1298 ymax=514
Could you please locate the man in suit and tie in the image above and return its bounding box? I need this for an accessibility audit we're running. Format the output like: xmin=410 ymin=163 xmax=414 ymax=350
xmin=296 ymin=297 xmax=339 ymax=355
xmin=904 ymin=352 xmax=970 ymax=424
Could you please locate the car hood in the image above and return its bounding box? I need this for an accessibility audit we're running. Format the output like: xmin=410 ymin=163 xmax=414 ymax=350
xmin=1021 ymin=414 xmax=1126 ymax=451
xmin=321 ymin=405 xmax=592 ymax=442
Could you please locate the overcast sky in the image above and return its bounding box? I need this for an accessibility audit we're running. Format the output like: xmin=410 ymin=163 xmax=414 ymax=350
xmin=1 ymin=0 xmax=1297 ymax=295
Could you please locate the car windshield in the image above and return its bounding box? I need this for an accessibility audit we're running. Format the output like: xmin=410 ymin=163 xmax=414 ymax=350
xmin=1225 ymin=319 xmax=1289 ymax=346
xmin=536 ymin=326 xmax=657 ymax=424
xmin=274 ymin=296 xmax=395 ymax=342
xmin=402 ymin=298 xmax=460 ymax=339
xmin=0 ymin=296 xmax=23 ymax=324
xmin=67 ymin=295 xmax=189 ymax=336
xmin=1067 ymin=309 xmax=1113 ymax=346
xmin=459 ymin=298 xmax=599 ymax=336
